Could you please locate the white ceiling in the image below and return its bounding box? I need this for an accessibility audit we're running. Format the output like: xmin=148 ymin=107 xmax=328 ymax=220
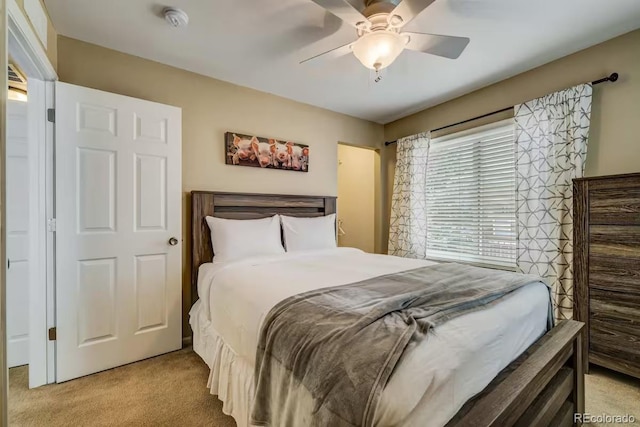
xmin=45 ymin=0 xmax=640 ymax=124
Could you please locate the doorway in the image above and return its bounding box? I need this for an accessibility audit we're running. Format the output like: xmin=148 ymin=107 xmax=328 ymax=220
xmin=5 ymin=0 xmax=58 ymax=392
xmin=6 ymin=67 xmax=30 ymax=369
xmin=337 ymin=143 xmax=378 ymax=253
xmin=5 ymin=61 xmax=53 ymax=391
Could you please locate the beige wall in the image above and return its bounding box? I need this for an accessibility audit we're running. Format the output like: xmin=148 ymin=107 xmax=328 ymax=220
xmin=57 ymin=36 xmax=384 ymax=337
xmin=337 ymin=144 xmax=378 ymax=253
xmin=381 ymin=29 xmax=640 ymax=253
xmin=14 ymin=0 xmax=57 ymax=70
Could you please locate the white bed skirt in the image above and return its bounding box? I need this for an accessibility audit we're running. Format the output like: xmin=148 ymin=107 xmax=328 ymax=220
xmin=190 ymin=300 xmax=255 ymax=427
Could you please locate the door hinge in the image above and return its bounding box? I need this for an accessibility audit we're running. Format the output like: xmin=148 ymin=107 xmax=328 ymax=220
xmin=47 ymin=218 xmax=56 ymax=232
xmin=48 ymin=327 xmax=57 ymax=341
xmin=47 ymin=108 xmax=55 ymax=123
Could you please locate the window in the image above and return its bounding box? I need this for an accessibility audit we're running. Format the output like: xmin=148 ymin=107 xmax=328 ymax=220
xmin=425 ymin=121 xmax=516 ymax=268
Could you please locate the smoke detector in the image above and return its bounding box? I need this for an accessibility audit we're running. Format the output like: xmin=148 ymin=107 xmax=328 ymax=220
xmin=163 ymin=7 xmax=189 ymax=28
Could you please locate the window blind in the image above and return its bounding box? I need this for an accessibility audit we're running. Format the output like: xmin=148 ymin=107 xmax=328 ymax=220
xmin=425 ymin=122 xmax=516 ymax=268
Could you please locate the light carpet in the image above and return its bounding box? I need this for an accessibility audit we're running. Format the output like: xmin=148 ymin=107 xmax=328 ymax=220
xmin=584 ymin=366 xmax=640 ymax=426
xmin=9 ymin=348 xmax=235 ymax=427
xmin=9 ymin=348 xmax=640 ymax=426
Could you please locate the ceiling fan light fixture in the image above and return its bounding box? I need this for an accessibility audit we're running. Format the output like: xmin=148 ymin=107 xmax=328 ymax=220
xmin=351 ymin=31 xmax=408 ymax=70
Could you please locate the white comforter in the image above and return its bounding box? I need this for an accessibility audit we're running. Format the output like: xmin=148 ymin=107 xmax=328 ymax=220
xmin=192 ymin=247 xmax=549 ymax=427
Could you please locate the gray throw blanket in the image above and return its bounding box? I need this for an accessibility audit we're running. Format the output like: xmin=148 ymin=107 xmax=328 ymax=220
xmin=251 ymin=263 xmax=552 ymax=427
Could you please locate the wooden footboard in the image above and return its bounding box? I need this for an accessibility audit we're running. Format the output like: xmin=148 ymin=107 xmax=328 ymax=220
xmin=447 ymin=320 xmax=585 ymax=427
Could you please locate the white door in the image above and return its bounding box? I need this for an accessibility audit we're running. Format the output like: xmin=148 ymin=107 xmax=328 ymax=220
xmin=55 ymin=82 xmax=182 ymax=382
xmin=6 ymin=99 xmax=30 ymax=368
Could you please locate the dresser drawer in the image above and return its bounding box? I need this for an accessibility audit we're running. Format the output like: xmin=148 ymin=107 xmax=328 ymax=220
xmin=589 ymin=254 xmax=640 ymax=295
xmin=589 ymin=345 xmax=640 ymax=379
xmin=589 ymin=288 xmax=640 ymax=376
xmin=590 ymin=288 xmax=640 ymax=324
xmin=589 ymin=188 xmax=640 ymax=225
xmin=590 ymin=225 xmax=640 ymax=255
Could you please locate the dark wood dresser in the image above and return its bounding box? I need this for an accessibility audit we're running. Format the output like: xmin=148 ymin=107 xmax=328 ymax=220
xmin=574 ymin=173 xmax=640 ymax=379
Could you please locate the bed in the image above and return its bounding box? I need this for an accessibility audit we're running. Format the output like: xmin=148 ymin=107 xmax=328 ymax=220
xmin=189 ymin=191 xmax=585 ymax=427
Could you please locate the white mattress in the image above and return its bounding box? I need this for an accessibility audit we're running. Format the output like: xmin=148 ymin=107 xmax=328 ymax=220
xmin=190 ymin=248 xmax=550 ymax=427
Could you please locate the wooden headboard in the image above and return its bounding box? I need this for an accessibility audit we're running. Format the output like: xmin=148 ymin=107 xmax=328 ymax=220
xmin=190 ymin=191 xmax=337 ymax=304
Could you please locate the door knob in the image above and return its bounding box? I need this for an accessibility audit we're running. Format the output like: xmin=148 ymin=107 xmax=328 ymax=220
xmin=168 ymin=237 xmax=179 ymax=246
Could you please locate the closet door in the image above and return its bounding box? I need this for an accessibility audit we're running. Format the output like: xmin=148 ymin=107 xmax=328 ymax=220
xmin=55 ymin=82 xmax=182 ymax=381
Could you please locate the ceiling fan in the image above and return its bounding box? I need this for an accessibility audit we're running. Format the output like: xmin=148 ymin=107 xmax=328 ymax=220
xmin=301 ymin=0 xmax=470 ymax=73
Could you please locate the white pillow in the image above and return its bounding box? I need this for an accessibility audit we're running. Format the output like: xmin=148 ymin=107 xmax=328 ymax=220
xmin=280 ymin=214 xmax=337 ymax=252
xmin=205 ymin=215 xmax=284 ymax=263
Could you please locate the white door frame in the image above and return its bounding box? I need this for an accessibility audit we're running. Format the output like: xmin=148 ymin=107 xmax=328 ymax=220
xmin=7 ymin=0 xmax=57 ymax=388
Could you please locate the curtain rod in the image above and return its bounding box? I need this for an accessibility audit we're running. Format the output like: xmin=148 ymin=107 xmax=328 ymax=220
xmin=384 ymin=72 xmax=619 ymax=146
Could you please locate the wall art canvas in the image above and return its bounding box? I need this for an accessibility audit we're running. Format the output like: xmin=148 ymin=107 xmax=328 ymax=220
xmin=225 ymin=132 xmax=309 ymax=172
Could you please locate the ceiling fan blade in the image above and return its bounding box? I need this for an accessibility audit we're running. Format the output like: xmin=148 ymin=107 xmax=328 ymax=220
xmin=308 ymin=0 xmax=369 ymax=28
xmin=404 ymin=32 xmax=470 ymax=59
xmin=390 ymin=0 xmax=436 ymax=26
xmin=300 ymin=42 xmax=353 ymax=65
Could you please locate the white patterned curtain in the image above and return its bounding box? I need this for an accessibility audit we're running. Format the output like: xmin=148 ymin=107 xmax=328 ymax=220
xmin=515 ymin=84 xmax=592 ymax=320
xmin=388 ymin=132 xmax=431 ymax=259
